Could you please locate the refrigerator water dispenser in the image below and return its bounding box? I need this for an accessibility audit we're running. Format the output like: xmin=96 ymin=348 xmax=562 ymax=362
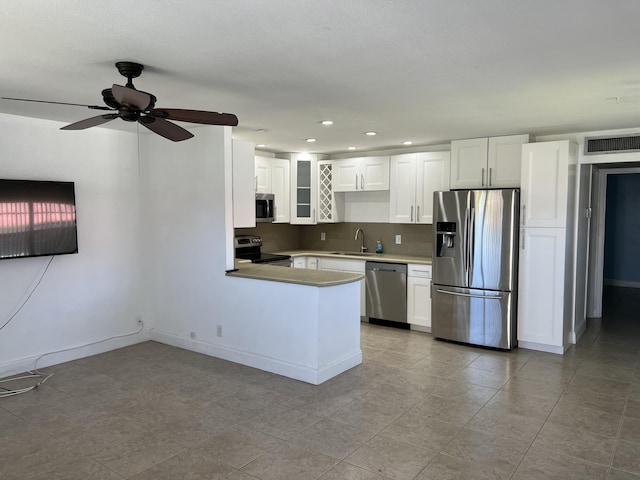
xmin=436 ymin=221 xmax=457 ymax=257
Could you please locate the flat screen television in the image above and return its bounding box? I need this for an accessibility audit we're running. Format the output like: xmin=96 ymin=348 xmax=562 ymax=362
xmin=0 ymin=179 xmax=78 ymax=260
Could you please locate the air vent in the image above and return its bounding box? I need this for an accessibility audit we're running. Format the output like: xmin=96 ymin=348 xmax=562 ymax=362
xmin=585 ymin=134 xmax=640 ymax=155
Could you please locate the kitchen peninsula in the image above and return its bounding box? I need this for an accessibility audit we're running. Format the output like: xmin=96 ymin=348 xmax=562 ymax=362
xmin=226 ymin=264 xmax=363 ymax=384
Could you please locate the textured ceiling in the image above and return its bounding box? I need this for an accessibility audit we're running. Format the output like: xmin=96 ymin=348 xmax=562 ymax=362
xmin=2 ymin=0 xmax=640 ymax=154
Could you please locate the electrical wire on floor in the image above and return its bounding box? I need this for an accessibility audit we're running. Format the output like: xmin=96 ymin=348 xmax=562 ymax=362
xmin=0 ymin=319 xmax=145 ymax=398
xmin=0 ymin=255 xmax=145 ymax=398
xmin=0 ymin=256 xmax=55 ymax=397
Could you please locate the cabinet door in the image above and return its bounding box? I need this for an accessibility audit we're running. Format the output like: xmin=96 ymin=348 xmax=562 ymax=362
xmin=290 ymin=155 xmax=317 ymax=224
xmin=407 ymin=276 xmax=431 ymax=328
xmin=517 ymin=227 xmax=566 ymax=348
xmin=271 ymin=158 xmax=290 ymax=223
xmin=487 ymin=134 xmax=531 ymax=188
xmin=232 ymin=140 xmax=256 ymax=228
xmin=307 ymin=257 xmax=319 ymax=270
xmin=318 ymin=258 xmax=365 ymax=316
xmin=416 ymin=151 xmax=451 ymax=224
xmin=521 ymin=141 xmax=570 ymax=228
xmin=361 ymin=156 xmax=390 ymax=191
xmin=333 ymin=159 xmax=359 ymax=192
xmin=255 ymin=156 xmax=272 ymax=193
xmin=292 ymin=257 xmax=307 ymax=269
xmin=450 ymin=138 xmax=488 ymax=189
xmin=389 ymin=154 xmax=417 ymax=224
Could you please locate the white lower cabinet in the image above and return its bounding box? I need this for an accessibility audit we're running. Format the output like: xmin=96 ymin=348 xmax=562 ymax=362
xmin=318 ymin=257 xmax=366 ymax=316
xmin=292 ymin=257 xmax=307 ymax=269
xmin=407 ymin=264 xmax=432 ymax=330
xmin=517 ymin=227 xmax=567 ymax=351
xmin=293 ymin=256 xmax=318 ymax=269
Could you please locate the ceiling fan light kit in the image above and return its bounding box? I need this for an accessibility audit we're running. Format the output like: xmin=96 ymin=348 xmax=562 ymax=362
xmin=3 ymin=61 xmax=239 ymax=142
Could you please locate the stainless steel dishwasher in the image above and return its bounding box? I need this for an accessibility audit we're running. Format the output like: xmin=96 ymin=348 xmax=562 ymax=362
xmin=365 ymin=262 xmax=407 ymax=324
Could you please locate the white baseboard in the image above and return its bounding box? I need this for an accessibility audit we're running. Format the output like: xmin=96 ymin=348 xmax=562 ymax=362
xmin=152 ymin=329 xmax=362 ymax=385
xmin=570 ymin=319 xmax=587 ymax=345
xmin=604 ymin=279 xmax=640 ymax=288
xmin=0 ymin=329 xmax=152 ymax=378
xmin=410 ymin=325 xmax=431 ymax=333
xmin=518 ymin=340 xmax=568 ymax=355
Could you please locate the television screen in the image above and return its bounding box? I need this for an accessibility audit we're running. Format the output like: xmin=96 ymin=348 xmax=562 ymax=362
xmin=0 ymin=179 xmax=78 ymax=260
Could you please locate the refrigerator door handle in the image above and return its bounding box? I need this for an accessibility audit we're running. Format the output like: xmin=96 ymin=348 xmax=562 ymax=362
xmin=436 ymin=289 xmax=503 ymax=300
xmin=468 ymin=207 xmax=475 ymax=284
xmin=464 ymin=207 xmax=469 ymax=277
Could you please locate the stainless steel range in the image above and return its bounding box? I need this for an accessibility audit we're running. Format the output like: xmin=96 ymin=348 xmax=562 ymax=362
xmin=234 ymin=235 xmax=292 ymax=267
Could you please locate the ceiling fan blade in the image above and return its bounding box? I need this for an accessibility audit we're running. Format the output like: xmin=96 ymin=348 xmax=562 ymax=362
xmin=111 ymin=84 xmax=152 ymax=110
xmin=138 ymin=116 xmax=193 ymax=142
xmin=61 ymin=114 xmax=119 ymax=130
xmin=1 ymin=97 xmax=112 ymax=111
xmin=149 ymin=108 xmax=238 ymax=126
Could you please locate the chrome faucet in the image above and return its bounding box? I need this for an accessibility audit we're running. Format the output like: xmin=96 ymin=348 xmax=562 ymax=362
xmin=354 ymin=228 xmax=367 ymax=253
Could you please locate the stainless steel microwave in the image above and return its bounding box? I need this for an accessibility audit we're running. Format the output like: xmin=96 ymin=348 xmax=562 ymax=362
xmin=255 ymin=193 xmax=275 ymax=222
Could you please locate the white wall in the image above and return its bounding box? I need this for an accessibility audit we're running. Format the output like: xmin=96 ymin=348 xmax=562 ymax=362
xmin=0 ymin=114 xmax=147 ymax=376
xmin=139 ymin=126 xmax=232 ymax=342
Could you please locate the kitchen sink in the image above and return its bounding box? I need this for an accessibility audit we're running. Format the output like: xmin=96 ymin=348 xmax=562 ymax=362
xmin=330 ymin=251 xmax=377 ymax=257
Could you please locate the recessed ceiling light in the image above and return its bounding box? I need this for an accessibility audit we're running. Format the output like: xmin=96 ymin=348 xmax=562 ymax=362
xmin=348 ymin=146 xmax=357 ymax=150
xmin=365 ymin=131 xmax=377 ymax=136
xmin=321 ymin=120 xmax=333 ymax=126
xmin=255 ymin=129 xmax=268 ymax=133
xmin=256 ymin=144 xmax=266 ymax=148
xmin=403 ymin=141 xmax=413 ymax=145
xmin=306 ymin=138 xmax=317 ymax=143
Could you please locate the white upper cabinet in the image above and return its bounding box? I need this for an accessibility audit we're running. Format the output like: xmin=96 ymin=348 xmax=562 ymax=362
xmin=290 ymin=153 xmax=318 ymax=225
xmin=450 ymin=138 xmax=488 ymax=189
xmin=520 ymin=141 xmax=575 ymax=228
xmin=271 ymin=158 xmax=290 ymax=223
xmin=416 ymin=152 xmax=451 ymax=224
xmin=255 ymin=156 xmax=272 ymax=194
xmin=233 ymin=140 xmax=256 ymax=228
xmin=333 ymin=156 xmax=390 ymax=192
xmin=450 ymin=134 xmax=532 ymax=189
xmin=253 ymin=156 xmax=290 ymax=223
xmin=389 ymin=151 xmax=450 ymax=224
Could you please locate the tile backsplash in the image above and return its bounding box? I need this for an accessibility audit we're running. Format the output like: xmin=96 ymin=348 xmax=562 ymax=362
xmin=235 ymin=222 xmax=433 ymax=257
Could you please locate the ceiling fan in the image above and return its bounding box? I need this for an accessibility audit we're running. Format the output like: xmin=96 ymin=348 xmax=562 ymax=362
xmin=2 ymin=61 xmax=239 ymax=142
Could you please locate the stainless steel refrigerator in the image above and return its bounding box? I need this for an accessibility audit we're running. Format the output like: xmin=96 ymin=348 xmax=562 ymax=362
xmin=431 ymin=189 xmax=519 ymax=349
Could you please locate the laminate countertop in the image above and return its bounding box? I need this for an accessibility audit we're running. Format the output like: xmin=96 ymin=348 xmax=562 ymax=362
xmin=279 ymin=250 xmax=432 ymax=265
xmin=227 ymin=262 xmax=363 ymax=287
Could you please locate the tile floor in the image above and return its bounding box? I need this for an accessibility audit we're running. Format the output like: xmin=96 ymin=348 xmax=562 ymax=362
xmin=1 ymin=286 xmax=640 ymax=479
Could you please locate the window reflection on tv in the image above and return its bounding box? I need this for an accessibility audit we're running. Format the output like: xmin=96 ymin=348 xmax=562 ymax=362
xmin=0 ymin=180 xmax=78 ymax=260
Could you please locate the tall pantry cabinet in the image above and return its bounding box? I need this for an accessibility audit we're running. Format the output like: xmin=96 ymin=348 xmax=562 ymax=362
xmin=517 ymin=140 xmax=578 ymax=354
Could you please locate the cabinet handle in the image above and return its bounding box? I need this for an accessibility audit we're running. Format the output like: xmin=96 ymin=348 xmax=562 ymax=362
xmin=361 ymin=174 xmax=364 ymax=190
xmin=416 ymin=205 xmax=420 ymax=222
xmin=522 ymin=205 xmax=526 ymax=226
xmin=255 ymin=176 xmax=258 ymax=192
xmin=313 ymin=208 xmax=316 ymax=223
xmin=411 ymin=205 xmax=414 ymax=222
xmin=521 ymin=229 xmax=525 ymax=249
xmin=355 ymin=174 xmax=358 ymax=190
xmin=489 ymin=168 xmax=492 ymax=186
xmin=481 ymin=168 xmax=485 ymax=187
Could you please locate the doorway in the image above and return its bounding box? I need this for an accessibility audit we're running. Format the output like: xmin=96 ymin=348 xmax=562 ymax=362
xmin=587 ymin=164 xmax=640 ymax=319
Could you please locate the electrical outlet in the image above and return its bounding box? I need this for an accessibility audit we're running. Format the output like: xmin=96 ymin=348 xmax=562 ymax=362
xmin=321 ymin=232 xmax=326 ymax=241
xmin=190 ymin=331 xmax=196 ymax=339
xmin=395 ymin=234 xmax=402 ymax=245
xmin=216 ymin=325 xmax=223 ymax=337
